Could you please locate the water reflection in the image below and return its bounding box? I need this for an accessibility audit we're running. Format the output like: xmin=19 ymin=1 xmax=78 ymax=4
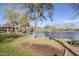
xmin=35 ymin=32 xmax=79 ymax=40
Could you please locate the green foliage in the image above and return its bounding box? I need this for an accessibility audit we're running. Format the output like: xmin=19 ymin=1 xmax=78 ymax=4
xmin=3 ymin=8 xmax=31 ymax=32
xmin=70 ymin=3 xmax=79 ymax=16
xmin=19 ymin=13 xmax=32 ymax=32
xmin=4 ymin=9 xmax=22 ymax=26
xmin=73 ymin=29 xmax=79 ymax=31
xmin=2 ymin=4 xmax=54 ymax=33
xmin=21 ymin=3 xmax=54 ymax=21
xmin=67 ymin=40 xmax=79 ymax=47
xmin=0 ymin=33 xmax=32 ymax=56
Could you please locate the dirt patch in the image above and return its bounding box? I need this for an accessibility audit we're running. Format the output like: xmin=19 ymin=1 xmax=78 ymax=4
xmin=21 ymin=42 xmax=65 ymax=56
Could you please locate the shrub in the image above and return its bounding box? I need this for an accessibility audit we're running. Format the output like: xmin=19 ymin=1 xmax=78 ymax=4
xmin=67 ymin=40 xmax=79 ymax=47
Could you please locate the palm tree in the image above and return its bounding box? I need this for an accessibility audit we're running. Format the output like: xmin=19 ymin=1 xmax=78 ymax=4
xmin=20 ymin=3 xmax=54 ymax=37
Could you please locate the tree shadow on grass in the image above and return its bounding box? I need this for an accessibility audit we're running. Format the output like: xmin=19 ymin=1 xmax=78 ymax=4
xmin=0 ymin=33 xmax=23 ymax=43
xmin=21 ymin=42 xmax=65 ymax=56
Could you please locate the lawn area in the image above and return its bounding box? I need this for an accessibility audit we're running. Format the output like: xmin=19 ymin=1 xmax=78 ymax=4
xmin=0 ymin=33 xmax=32 ymax=56
xmin=0 ymin=33 xmax=64 ymax=56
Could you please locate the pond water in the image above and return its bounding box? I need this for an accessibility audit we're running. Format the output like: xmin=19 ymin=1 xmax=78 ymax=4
xmin=35 ymin=32 xmax=79 ymax=40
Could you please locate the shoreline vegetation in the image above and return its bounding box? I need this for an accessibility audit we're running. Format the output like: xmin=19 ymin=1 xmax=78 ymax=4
xmin=43 ymin=29 xmax=79 ymax=32
xmin=67 ymin=40 xmax=79 ymax=47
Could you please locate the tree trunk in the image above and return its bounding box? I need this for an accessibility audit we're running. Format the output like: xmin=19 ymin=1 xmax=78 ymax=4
xmin=15 ymin=26 xmax=17 ymax=33
xmin=6 ymin=28 xmax=9 ymax=33
xmin=32 ymin=19 xmax=38 ymax=39
xmin=13 ymin=28 xmax=15 ymax=32
xmin=24 ymin=22 xmax=27 ymax=36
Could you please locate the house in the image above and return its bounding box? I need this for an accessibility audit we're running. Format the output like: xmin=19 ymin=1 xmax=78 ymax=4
xmin=1 ymin=23 xmax=18 ymax=32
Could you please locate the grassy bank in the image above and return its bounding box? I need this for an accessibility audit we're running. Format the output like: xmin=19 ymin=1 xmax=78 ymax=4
xmin=0 ymin=33 xmax=64 ymax=56
xmin=0 ymin=33 xmax=32 ymax=56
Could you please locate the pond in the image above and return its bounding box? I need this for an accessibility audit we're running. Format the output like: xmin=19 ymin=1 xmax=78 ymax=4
xmin=35 ymin=32 xmax=79 ymax=40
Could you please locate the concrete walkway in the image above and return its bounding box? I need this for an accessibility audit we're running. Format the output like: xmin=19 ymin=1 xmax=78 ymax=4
xmin=63 ymin=40 xmax=79 ymax=56
xmin=48 ymin=37 xmax=79 ymax=56
xmin=56 ymin=39 xmax=79 ymax=56
xmin=64 ymin=49 xmax=74 ymax=56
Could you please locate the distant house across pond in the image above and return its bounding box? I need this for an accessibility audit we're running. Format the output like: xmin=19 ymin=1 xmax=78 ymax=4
xmin=0 ymin=23 xmax=19 ymax=32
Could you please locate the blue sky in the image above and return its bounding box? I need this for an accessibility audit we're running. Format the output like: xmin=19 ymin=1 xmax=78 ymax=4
xmin=0 ymin=3 xmax=78 ymax=27
xmin=53 ymin=3 xmax=74 ymax=24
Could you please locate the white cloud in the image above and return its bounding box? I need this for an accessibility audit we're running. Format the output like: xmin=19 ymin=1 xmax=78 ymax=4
xmin=64 ymin=19 xmax=79 ymax=23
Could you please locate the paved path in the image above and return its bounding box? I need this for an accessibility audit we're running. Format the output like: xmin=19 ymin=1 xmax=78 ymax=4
xmin=63 ymin=40 xmax=79 ymax=56
xmin=64 ymin=49 xmax=74 ymax=56
xmin=52 ymin=38 xmax=79 ymax=56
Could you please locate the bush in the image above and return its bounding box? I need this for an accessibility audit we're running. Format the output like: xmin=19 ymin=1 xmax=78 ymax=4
xmin=67 ymin=40 xmax=79 ymax=47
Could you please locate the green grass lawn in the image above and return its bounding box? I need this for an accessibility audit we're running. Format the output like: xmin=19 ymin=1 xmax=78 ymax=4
xmin=0 ymin=33 xmax=64 ymax=56
xmin=0 ymin=33 xmax=32 ymax=56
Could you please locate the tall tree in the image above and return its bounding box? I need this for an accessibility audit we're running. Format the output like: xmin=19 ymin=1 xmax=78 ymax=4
xmin=20 ymin=13 xmax=31 ymax=34
xmin=20 ymin=3 xmax=54 ymax=37
xmin=4 ymin=8 xmax=22 ymax=32
xmin=70 ymin=3 xmax=79 ymax=18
